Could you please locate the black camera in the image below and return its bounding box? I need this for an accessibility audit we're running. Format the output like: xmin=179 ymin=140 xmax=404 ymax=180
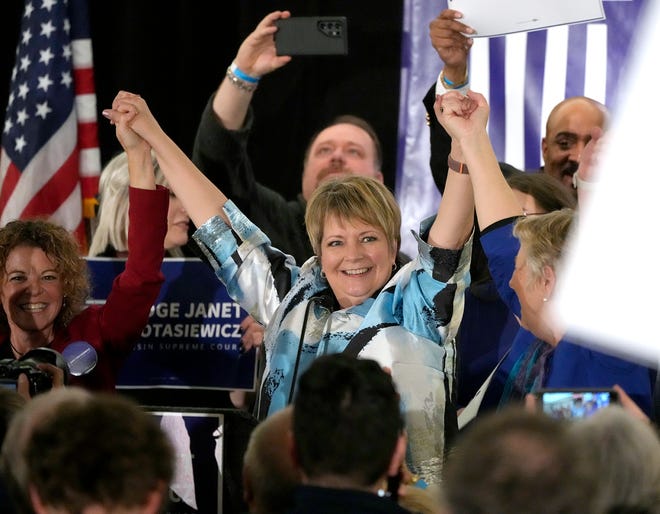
xmin=0 ymin=348 xmax=69 ymax=396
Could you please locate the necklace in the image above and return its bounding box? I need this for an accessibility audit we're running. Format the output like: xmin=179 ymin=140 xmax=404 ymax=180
xmin=9 ymin=341 xmax=25 ymax=357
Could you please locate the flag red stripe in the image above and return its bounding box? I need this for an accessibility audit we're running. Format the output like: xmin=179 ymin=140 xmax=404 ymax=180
xmin=0 ymin=162 xmax=21 ymax=215
xmin=73 ymin=68 xmax=95 ymax=95
xmin=78 ymin=121 xmax=99 ymax=149
xmin=81 ymin=175 xmax=99 ymax=199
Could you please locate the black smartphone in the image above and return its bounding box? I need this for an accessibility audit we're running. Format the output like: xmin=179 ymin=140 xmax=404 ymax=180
xmin=536 ymin=388 xmax=619 ymax=420
xmin=275 ymin=17 xmax=348 ymax=56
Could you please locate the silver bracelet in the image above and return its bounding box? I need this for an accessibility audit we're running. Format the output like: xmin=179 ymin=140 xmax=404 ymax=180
xmin=226 ymin=67 xmax=258 ymax=93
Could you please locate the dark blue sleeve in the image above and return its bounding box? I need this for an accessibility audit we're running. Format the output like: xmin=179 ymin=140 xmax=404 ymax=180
xmin=480 ymin=220 xmax=521 ymax=317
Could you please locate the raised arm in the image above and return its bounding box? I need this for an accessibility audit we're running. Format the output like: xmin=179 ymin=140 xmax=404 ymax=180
xmin=426 ymin=9 xmax=474 ymax=195
xmin=436 ymin=90 xmax=522 ymax=229
xmin=104 ymin=92 xmax=228 ymax=228
xmin=430 ymin=9 xmax=473 ymax=89
xmin=428 ymin=137 xmax=474 ymax=250
xmin=213 ymin=10 xmax=292 ymax=130
xmin=426 ymin=12 xmax=479 ymax=250
xmin=427 ymin=92 xmax=476 ymax=250
xmin=111 ymin=96 xmax=156 ymax=192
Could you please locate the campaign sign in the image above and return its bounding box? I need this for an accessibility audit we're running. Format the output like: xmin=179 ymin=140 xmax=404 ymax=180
xmin=86 ymin=257 xmax=257 ymax=393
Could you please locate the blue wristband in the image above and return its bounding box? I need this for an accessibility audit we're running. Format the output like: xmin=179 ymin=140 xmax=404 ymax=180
xmin=441 ymin=69 xmax=468 ymax=89
xmin=443 ymin=74 xmax=457 ymax=87
xmin=230 ymin=62 xmax=260 ymax=84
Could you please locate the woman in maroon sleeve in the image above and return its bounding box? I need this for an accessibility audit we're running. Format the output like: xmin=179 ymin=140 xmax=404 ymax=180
xmin=0 ymin=98 xmax=168 ymax=395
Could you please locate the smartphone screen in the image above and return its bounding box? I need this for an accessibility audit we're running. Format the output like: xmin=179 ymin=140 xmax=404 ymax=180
xmin=0 ymin=379 xmax=18 ymax=391
xmin=539 ymin=389 xmax=618 ymax=420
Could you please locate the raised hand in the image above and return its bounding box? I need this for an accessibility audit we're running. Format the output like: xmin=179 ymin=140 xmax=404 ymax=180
xmin=103 ymin=91 xmax=162 ymax=143
xmin=433 ymin=90 xmax=487 ymax=142
xmin=102 ymin=91 xmax=164 ymax=189
xmin=233 ymin=10 xmax=293 ymax=78
xmin=429 ymin=9 xmax=474 ymax=77
xmin=101 ymin=91 xmax=151 ymax=156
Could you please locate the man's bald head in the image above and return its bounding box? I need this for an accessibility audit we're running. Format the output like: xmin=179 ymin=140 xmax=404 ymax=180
xmin=542 ymin=96 xmax=608 ymax=190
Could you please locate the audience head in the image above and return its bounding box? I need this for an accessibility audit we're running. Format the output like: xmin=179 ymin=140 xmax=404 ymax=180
xmin=89 ymin=151 xmax=189 ymax=257
xmin=2 ymin=387 xmax=174 ymax=514
xmin=305 ymin=175 xmax=400 ymax=309
xmin=507 ymin=172 xmax=577 ymax=215
xmin=569 ymin=406 xmax=660 ymax=513
xmin=242 ymin=405 xmax=300 ymax=514
xmin=292 ymin=354 xmax=405 ymax=490
xmin=1 ymin=387 xmax=92 ymax=514
xmin=542 ymin=96 xmax=608 ymax=189
xmin=442 ymin=407 xmax=596 ymax=514
xmin=509 ymin=208 xmax=575 ymax=343
xmin=301 ymin=115 xmax=384 ymax=201
xmin=0 ymin=219 xmax=89 ymax=332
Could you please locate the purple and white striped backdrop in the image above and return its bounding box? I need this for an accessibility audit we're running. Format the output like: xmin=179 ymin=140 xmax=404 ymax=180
xmin=396 ymin=0 xmax=646 ymax=257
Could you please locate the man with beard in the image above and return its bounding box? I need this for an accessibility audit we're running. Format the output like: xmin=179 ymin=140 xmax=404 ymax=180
xmin=191 ymin=13 xmax=389 ymax=505
xmin=192 ymin=10 xmax=385 ymax=266
xmin=191 ymin=9 xmax=386 ymax=403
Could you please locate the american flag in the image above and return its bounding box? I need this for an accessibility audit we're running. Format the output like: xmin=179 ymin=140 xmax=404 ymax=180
xmin=0 ymin=0 xmax=100 ymax=248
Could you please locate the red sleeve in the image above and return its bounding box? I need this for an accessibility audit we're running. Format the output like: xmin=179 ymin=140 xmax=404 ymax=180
xmin=98 ymin=185 xmax=168 ymax=352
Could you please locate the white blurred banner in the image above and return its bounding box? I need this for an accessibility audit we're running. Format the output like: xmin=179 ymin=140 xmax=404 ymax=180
xmin=553 ymin=0 xmax=660 ymax=367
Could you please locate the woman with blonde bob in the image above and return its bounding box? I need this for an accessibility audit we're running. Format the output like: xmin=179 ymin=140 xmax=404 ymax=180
xmin=102 ymin=90 xmax=475 ymax=484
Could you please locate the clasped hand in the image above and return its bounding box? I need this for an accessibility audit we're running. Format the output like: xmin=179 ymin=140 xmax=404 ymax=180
xmin=434 ymin=90 xmax=489 ymax=141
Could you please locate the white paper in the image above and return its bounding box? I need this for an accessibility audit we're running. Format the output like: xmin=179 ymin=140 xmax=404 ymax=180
xmin=448 ymin=0 xmax=605 ymax=38
xmin=553 ymin=0 xmax=660 ymax=369
xmin=457 ymin=363 xmax=498 ymax=430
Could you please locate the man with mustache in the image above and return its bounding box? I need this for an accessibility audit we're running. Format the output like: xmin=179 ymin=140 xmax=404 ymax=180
xmin=192 ymin=10 xmax=385 ymax=266
xmin=542 ymin=96 xmax=607 ymax=190
xmin=190 ymin=17 xmax=390 ymax=504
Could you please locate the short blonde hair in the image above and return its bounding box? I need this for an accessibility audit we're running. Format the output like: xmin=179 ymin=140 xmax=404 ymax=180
xmin=89 ymin=151 xmax=183 ymax=257
xmin=304 ymin=176 xmax=400 ymax=256
xmin=513 ymin=208 xmax=575 ymax=281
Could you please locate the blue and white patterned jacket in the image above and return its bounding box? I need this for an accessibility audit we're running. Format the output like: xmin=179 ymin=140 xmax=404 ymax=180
xmin=193 ymin=200 xmax=471 ymax=483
